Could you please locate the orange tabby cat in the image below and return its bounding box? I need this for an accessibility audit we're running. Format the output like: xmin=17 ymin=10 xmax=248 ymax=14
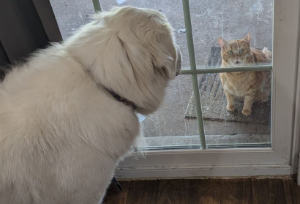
xmin=218 ymin=33 xmax=271 ymax=116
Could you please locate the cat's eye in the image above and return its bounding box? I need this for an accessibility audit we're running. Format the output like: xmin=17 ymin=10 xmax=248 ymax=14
xmin=239 ymin=49 xmax=244 ymax=54
xmin=228 ymin=50 xmax=233 ymax=55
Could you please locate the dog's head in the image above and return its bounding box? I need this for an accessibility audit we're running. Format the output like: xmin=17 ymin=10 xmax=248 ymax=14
xmin=66 ymin=6 xmax=181 ymax=115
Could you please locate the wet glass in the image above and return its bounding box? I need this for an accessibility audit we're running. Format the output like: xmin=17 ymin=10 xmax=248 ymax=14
xmin=194 ymin=71 xmax=272 ymax=148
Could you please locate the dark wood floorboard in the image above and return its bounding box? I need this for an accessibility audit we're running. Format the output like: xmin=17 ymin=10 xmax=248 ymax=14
xmin=220 ymin=179 xmax=252 ymax=204
xmin=283 ymin=179 xmax=300 ymax=204
xmin=188 ymin=179 xmax=221 ymax=204
xmin=104 ymin=178 xmax=300 ymax=204
xmin=251 ymin=178 xmax=286 ymax=204
xmin=156 ymin=179 xmax=190 ymax=204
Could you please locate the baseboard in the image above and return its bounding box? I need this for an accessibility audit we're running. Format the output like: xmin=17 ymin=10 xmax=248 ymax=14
xmin=115 ymin=164 xmax=292 ymax=180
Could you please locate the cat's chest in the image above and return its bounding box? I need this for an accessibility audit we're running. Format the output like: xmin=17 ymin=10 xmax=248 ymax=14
xmin=223 ymin=74 xmax=253 ymax=96
xmin=226 ymin=84 xmax=247 ymax=96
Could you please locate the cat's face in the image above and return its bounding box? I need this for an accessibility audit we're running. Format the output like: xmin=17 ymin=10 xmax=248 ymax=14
xmin=218 ymin=33 xmax=252 ymax=67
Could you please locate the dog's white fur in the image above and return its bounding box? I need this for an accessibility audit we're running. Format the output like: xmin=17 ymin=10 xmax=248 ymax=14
xmin=0 ymin=7 xmax=181 ymax=204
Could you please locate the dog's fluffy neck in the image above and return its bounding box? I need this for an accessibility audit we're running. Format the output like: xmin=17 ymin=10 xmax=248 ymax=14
xmin=101 ymin=84 xmax=137 ymax=111
xmin=64 ymin=49 xmax=138 ymax=111
xmin=80 ymin=64 xmax=139 ymax=111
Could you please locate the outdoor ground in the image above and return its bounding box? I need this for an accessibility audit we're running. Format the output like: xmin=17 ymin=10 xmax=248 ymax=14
xmin=50 ymin=0 xmax=273 ymax=147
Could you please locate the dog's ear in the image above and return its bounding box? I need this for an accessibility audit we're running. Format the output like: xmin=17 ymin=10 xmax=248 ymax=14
xmin=118 ymin=15 xmax=179 ymax=80
xmin=89 ymin=9 xmax=179 ymax=92
xmin=142 ymin=17 xmax=179 ymax=79
xmin=91 ymin=33 xmax=142 ymax=92
xmin=149 ymin=30 xmax=179 ymax=79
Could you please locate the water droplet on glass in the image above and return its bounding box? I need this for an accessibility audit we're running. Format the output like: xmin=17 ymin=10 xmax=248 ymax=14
xmin=177 ymin=29 xmax=186 ymax=33
xmin=136 ymin=113 xmax=146 ymax=122
xmin=117 ymin=0 xmax=127 ymax=5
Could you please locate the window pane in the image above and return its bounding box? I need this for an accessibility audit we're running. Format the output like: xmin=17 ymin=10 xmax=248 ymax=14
xmin=50 ymin=0 xmax=274 ymax=150
xmin=50 ymin=0 xmax=94 ymax=39
xmin=190 ymin=71 xmax=272 ymax=148
xmin=50 ymin=0 xmax=191 ymax=70
xmin=101 ymin=0 xmax=190 ymax=70
xmin=138 ymin=75 xmax=200 ymax=150
xmin=190 ymin=0 xmax=273 ymax=69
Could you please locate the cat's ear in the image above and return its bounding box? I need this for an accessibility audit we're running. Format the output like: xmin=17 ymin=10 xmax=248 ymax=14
xmin=243 ymin=33 xmax=252 ymax=44
xmin=218 ymin=38 xmax=227 ymax=49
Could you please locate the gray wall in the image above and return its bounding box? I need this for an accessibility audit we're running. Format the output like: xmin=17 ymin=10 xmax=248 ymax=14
xmin=0 ymin=0 xmax=62 ymax=79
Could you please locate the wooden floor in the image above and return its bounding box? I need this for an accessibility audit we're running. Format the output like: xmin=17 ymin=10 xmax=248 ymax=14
xmin=104 ymin=178 xmax=300 ymax=204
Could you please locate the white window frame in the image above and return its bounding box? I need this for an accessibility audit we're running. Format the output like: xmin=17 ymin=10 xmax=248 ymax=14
xmin=116 ymin=0 xmax=300 ymax=179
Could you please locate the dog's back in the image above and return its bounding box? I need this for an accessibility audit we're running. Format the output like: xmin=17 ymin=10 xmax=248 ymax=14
xmin=0 ymin=46 xmax=139 ymax=203
xmin=0 ymin=6 xmax=181 ymax=203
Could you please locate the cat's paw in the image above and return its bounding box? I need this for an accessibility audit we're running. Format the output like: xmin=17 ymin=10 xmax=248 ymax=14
xmin=242 ymin=109 xmax=251 ymax=116
xmin=227 ymin=104 xmax=235 ymax=111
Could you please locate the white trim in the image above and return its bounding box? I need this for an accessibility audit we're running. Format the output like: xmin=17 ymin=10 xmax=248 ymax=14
xmin=293 ymin=48 xmax=300 ymax=176
xmin=116 ymin=165 xmax=292 ymax=179
xmin=272 ymin=0 xmax=300 ymax=161
xmin=118 ymin=148 xmax=288 ymax=168
xmin=293 ymin=5 xmax=300 ymax=179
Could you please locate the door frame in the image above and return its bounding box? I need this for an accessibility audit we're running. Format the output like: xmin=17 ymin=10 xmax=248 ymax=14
xmin=116 ymin=0 xmax=300 ymax=179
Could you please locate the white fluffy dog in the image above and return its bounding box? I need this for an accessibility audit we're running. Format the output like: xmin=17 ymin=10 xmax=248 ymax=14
xmin=0 ymin=6 xmax=181 ymax=204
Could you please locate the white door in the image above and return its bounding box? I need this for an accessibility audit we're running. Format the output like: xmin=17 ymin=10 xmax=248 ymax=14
xmin=49 ymin=0 xmax=300 ymax=178
xmin=112 ymin=0 xmax=300 ymax=178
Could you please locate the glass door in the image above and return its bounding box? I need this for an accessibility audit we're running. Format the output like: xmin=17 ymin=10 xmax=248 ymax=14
xmin=115 ymin=0 xmax=300 ymax=178
xmin=50 ymin=0 xmax=300 ymax=178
